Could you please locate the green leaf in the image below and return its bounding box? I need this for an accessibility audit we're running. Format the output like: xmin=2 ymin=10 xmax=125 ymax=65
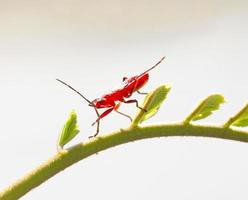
xmin=132 ymin=85 xmax=171 ymax=126
xmin=57 ymin=111 xmax=80 ymax=150
xmin=230 ymin=104 xmax=248 ymax=127
xmin=184 ymin=94 xmax=225 ymax=123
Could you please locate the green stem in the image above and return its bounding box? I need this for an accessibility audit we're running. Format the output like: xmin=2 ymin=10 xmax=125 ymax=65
xmin=1 ymin=123 xmax=248 ymax=200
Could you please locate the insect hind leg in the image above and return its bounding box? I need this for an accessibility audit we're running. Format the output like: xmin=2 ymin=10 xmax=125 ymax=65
xmin=123 ymin=99 xmax=147 ymax=112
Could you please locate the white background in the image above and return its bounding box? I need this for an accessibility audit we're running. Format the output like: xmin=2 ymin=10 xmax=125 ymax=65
xmin=0 ymin=0 xmax=248 ymax=199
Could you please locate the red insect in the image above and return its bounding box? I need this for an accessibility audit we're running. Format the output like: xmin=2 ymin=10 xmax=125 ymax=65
xmin=57 ymin=57 xmax=165 ymax=137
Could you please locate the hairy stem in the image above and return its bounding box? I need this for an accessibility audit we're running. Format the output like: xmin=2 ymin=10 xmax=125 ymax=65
xmin=1 ymin=123 xmax=248 ymax=200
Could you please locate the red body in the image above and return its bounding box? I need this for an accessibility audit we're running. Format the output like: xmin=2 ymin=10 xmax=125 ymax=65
xmin=57 ymin=57 xmax=164 ymax=137
xmin=92 ymin=73 xmax=149 ymax=108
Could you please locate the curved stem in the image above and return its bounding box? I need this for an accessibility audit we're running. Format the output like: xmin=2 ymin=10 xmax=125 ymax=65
xmin=1 ymin=123 xmax=248 ymax=200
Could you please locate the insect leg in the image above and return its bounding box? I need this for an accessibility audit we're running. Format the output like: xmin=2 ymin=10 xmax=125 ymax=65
xmin=91 ymin=107 xmax=114 ymax=126
xmin=89 ymin=107 xmax=114 ymax=138
xmin=115 ymin=110 xmax=133 ymax=122
xmin=123 ymin=99 xmax=147 ymax=112
xmin=137 ymin=90 xmax=148 ymax=95
xmin=114 ymin=103 xmax=132 ymax=122
xmin=91 ymin=107 xmax=100 ymax=138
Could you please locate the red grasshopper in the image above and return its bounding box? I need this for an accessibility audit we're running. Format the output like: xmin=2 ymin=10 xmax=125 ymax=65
xmin=56 ymin=57 xmax=165 ymax=137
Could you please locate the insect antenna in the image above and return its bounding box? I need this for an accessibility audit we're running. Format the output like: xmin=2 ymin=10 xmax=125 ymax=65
xmin=56 ymin=78 xmax=92 ymax=105
xmin=142 ymin=56 xmax=165 ymax=74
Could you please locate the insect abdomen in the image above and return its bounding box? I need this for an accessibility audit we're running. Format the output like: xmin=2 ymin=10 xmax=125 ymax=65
xmin=122 ymin=73 xmax=149 ymax=98
xmin=134 ymin=73 xmax=149 ymax=92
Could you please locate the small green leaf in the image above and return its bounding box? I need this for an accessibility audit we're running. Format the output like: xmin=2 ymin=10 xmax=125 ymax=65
xmin=184 ymin=94 xmax=225 ymax=123
xmin=233 ymin=119 xmax=248 ymax=127
xmin=57 ymin=111 xmax=80 ymax=150
xmin=228 ymin=104 xmax=248 ymax=127
xmin=132 ymin=85 xmax=171 ymax=126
